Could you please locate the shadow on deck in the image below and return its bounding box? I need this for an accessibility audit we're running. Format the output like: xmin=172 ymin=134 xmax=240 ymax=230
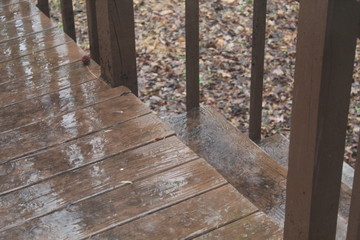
xmin=0 ymin=1 xmax=282 ymax=239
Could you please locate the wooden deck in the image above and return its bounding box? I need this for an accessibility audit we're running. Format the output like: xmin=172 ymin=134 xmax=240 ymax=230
xmin=0 ymin=1 xmax=282 ymax=239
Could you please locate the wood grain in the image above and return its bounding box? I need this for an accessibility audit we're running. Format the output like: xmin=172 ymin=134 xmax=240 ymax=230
xmin=0 ymin=94 xmax=150 ymax=163
xmin=0 ymin=1 xmax=38 ymax=23
xmin=0 ymin=81 xmax=126 ymax=133
xmin=89 ymin=184 xmax=258 ymax=240
xmin=0 ymin=13 xmax=54 ymax=43
xmin=0 ymin=159 xmax=226 ymax=238
xmin=0 ymin=118 xmax=176 ymax=195
xmin=0 ymin=41 xmax=84 ymax=84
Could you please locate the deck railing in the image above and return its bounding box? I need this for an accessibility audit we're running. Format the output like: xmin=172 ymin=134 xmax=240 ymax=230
xmin=36 ymin=0 xmax=359 ymax=239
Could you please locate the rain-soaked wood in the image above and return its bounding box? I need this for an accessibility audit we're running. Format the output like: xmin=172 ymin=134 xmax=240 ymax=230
xmin=284 ymin=0 xmax=359 ymax=239
xmin=60 ymin=0 xmax=76 ymax=41
xmin=347 ymin=135 xmax=360 ymax=240
xmin=0 ymin=1 xmax=38 ymax=23
xmin=89 ymin=184 xmax=258 ymax=239
xmin=0 ymin=13 xmax=55 ymax=43
xmin=165 ymin=106 xmax=287 ymax=225
xmin=0 ymin=0 xmax=23 ymax=7
xmin=0 ymin=41 xmax=84 ymax=84
xmin=0 ymin=60 xmax=100 ymax=108
xmin=0 ymin=159 xmax=226 ymax=238
xmin=86 ymin=0 xmax=99 ymax=63
xmin=36 ymin=0 xmax=49 ymax=17
xmin=194 ymin=211 xmax=283 ymax=240
xmin=0 ymin=27 xmax=72 ymax=63
xmin=96 ymin=0 xmax=138 ymax=94
xmin=185 ymin=0 xmax=199 ymax=111
xmin=0 ymin=94 xmax=151 ymax=163
xmin=0 ymin=81 xmax=128 ymax=133
xmin=0 ymin=119 xmax=177 ymax=196
xmin=249 ymin=0 xmax=267 ymax=141
xmin=0 ymin=138 xmax=197 ymax=230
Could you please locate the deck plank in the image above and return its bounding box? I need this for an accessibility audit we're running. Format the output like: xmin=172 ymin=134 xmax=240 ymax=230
xmin=0 ymin=94 xmax=152 ymax=163
xmin=0 ymin=1 xmax=38 ymax=23
xmin=0 ymin=0 xmax=28 ymax=7
xmin=0 ymin=27 xmax=72 ymax=63
xmin=0 ymin=120 xmax=178 ymax=195
xmin=0 ymin=12 xmax=54 ymax=43
xmin=194 ymin=211 xmax=283 ymax=240
xmin=88 ymin=184 xmax=258 ymax=240
xmin=0 ymin=159 xmax=227 ymax=238
xmin=0 ymin=41 xmax=84 ymax=84
xmin=0 ymin=60 xmax=100 ymax=108
xmin=0 ymin=80 xmax=126 ymax=133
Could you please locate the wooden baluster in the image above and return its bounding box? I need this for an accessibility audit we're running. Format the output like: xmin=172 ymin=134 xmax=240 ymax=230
xmin=185 ymin=0 xmax=199 ymax=111
xmin=86 ymin=0 xmax=100 ymax=64
xmin=284 ymin=0 xmax=359 ymax=239
xmin=96 ymin=0 xmax=138 ymax=95
xmin=249 ymin=0 xmax=267 ymax=141
xmin=37 ymin=0 xmax=50 ymax=17
xmin=347 ymin=135 xmax=360 ymax=240
xmin=60 ymin=0 xmax=76 ymax=42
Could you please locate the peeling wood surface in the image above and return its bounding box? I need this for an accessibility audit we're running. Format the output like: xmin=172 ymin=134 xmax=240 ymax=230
xmin=0 ymin=2 xmax=282 ymax=239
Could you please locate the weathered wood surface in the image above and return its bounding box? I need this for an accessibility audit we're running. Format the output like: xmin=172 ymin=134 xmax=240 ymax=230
xmin=0 ymin=12 xmax=54 ymax=43
xmin=0 ymin=60 xmax=100 ymax=108
xmin=0 ymin=1 xmax=38 ymax=23
xmin=284 ymin=0 xmax=359 ymax=239
xmin=0 ymin=2 xmax=282 ymax=239
xmin=0 ymin=81 xmax=128 ymax=133
xmin=0 ymin=0 xmax=27 ymax=7
xmin=60 ymin=0 xmax=76 ymax=41
xmin=88 ymin=184 xmax=259 ymax=239
xmin=0 ymin=27 xmax=71 ymax=63
xmin=195 ymin=211 xmax=283 ymax=240
xmin=165 ymin=106 xmax=287 ymax=225
xmin=0 ymin=41 xmax=84 ymax=84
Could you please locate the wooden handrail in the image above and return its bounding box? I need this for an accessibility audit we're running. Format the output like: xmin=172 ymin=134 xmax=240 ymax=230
xmin=249 ymin=0 xmax=267 ymax=141
xmin=347 ymin=134 xmax=360 ymax=240
xmin=284 ymin=0 xmax=359 ymax=239
xmin=185 ymin=0 xmax=200 ymax=111
xmin=37 ymin=0 xmax=49 ymax=17
xmin=96 ymin=0 xmax=138 ymax=95
xmin=60 ymin=0 xmax=76 ymax=42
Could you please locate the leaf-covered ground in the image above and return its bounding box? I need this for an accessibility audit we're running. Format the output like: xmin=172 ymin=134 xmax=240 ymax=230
xmin=42 ymin=0 xmax=359 ymax=167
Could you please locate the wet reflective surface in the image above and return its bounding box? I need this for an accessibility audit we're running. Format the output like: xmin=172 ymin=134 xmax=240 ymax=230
xmin=0 ymin=2 xmax=283 ymax=239
xmin=0 ymin=1 xmax=38 ymax=23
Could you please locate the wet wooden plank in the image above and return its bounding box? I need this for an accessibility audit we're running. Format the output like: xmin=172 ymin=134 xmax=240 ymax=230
xmin=0 ymin=27 xmax=72 ymax=63
xmin=0 ymin=137 xmax=198 ymax=229
xmin=166 ymin=106 xmax=287 ymax=225
xmin=0 ymin=60 xmax=100 ymax=108
xmin=195 ymin=211 xmax=283 ymax=240
xmin=0 ymin=118 xmax=177 ymax=195
xmin=0 ymin=41 xmax=84 ymax=84
xmin=88 ymin=184 xmax=257 ymax=239
xmin=0 ymin=94 xmax=152 ymax=163
xmin=0 ymin=80 xmax=125 ymax=133
xmin=0 ymin=12 xmax=55 ymax=43
xmin=0 ymin=1 xmax=38 ymax=23
xmin=0 ymin=159 xmax=227 ymax=238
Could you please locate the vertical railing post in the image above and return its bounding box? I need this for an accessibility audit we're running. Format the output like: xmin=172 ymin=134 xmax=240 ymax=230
xmin=60 ymin=0 xmax=76 ymax=42
xmin=37 ymin=0 xmax=50 ymax=17
xmin=185 ymin=0 xmax=200 ymax=111
xmin=96 ymin=0 xmax=138 ymax=95
xmin=86 ymin=0 xmax=100 ymax=64
xmin=347 ymin=135 xmax=360 ymax=240
xmin=284 ymin=0 xmax=359 ymax=239
xmin=249 ymin=0 xmax=267 ymax=142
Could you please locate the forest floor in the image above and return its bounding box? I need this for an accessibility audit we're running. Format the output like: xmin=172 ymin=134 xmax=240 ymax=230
xmin=41 ymin=0 xmax=359 ymax=166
